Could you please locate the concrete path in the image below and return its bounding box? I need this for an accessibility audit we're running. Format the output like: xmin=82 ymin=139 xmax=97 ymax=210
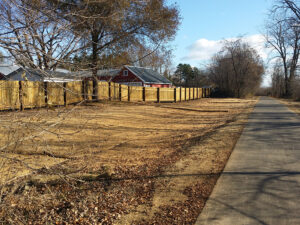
xmin=195 ymin=97 xmax=300 ymax=225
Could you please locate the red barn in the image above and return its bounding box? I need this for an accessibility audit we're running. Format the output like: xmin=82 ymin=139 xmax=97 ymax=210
xmin=112 ymin=66 xmax=172 ymax=87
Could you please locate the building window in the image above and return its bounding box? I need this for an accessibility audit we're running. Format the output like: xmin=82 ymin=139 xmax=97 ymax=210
xmin=123 ymin=70 xmax=128 ymax=76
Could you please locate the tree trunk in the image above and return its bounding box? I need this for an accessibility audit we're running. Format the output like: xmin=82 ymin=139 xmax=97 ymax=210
xmin=91 ymin=31 xmax=99 ymax=101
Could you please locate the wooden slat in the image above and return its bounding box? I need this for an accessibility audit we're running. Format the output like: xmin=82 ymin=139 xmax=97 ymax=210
xmin=22 ymin=81 xmax=45 ymax=108
xmin=66 ymin=81 xmax=83 ymax=104
xmin=47 ymin=82 xmax=64 ymax=106
xmin=98 ymin=81 xmax=109 ymax=100
xmin=0 ymin=81 xmax=20 ymax=110
xmin=120 ymin=84 xmax=128 ymax=101
xmin=129 ymin=86 xmax=143 ymax=101
xmin=145 ymin=87 xmax=157 ymax=102
xmin=160 ymin=87 xmax=174 ymax=102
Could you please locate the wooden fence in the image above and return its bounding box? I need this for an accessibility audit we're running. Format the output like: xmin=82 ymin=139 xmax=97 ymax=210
xmin=0 ymin=80 xmax=211 ymax=111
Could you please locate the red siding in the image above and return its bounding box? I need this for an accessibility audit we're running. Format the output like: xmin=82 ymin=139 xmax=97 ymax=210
xmin=112 ymin=68 xmax=143 ymax=85
xmin=98 ymin=76 xmax=112 ymax=81
xmin=149 ymin=84 xmax=171 ymax=88
xmin=0 ymin=73 xmax=5 ymax=80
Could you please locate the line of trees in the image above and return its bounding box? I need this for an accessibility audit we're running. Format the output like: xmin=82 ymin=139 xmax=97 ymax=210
xmin=171 ymin=63 xmax=209 ymax=87
xmin=207 ymin=39 xmax=264 ymax=98
xmin=265 ymin=0 xmax=300 ymax=100
xmin=170 ymin=38 xmax=265 ymax=97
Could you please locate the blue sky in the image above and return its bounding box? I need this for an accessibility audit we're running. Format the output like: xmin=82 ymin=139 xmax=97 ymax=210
xmin=168 ymin=0 xmax=274 ymax=85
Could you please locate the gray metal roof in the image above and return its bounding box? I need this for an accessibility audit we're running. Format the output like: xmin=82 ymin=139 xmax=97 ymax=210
xmin=55 ymin=68 xmax=72 ymax=73
xmin=6 ymin=68 xmax=41 ymax=80
xmin=6 ymin=68 xmax=81 ymax=81
xmin=97 ymin=69 xmax=120 ymax=77
xmin=125 ymin=66 xmax=172 ymax=84
xmin=0 ymin=64 xmax=20 ymax=75
xmin=70 ymin=69 xmax=120 ymax=79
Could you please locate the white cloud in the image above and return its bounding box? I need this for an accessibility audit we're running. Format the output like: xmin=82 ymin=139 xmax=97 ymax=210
xmin=183 ymin=39 xmax=223 ymax=61
xmin=183 ymin=34 xmax=270 ymax=62
xmin=244 ymin=34 xmax=269 ymax=60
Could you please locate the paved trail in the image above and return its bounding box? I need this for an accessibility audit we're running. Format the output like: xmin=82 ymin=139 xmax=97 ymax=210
xmin=195 ymin=97 xmax=300 ymax=225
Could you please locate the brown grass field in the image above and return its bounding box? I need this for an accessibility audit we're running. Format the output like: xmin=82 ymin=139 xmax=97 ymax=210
xmin=0 ymin=98 xmax=257 ymax=224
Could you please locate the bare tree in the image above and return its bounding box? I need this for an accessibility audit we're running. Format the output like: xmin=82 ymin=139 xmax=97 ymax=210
xmin=0 ymin=0 xmax=82 ymax=70
xmin=0 ymin=0 xmax=179 ymax=73
xmin=271 ymin=61 xmax=286 ymax=97
xmin=46 ymin=0 xmax=179 ymax=97
xmin=91 ymin=41 xmax=174 ymax=74
xmin=292 ymin=76 xmax=300 ymax=100
xmin=265 ymin=0 xmax=300 ymax=97
xmin=134 ymin=43 xmax=174 ymax=74
xmin=277 ymin=0 xmax=300 ymax=21
xmin=208 ymin=39 xmax=264 ymax=98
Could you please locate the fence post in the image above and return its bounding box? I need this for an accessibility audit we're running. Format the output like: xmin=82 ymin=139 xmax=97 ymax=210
xmin=197 ymin=88 xmax=199 ymax=99
xmin=93 ymin=79 xmax=99 ymax=101
xmin=108 ymin=82 xmax=111 ymax=101
xmin=81 ymin=80 xmax=84 ymax=100
xmin=63 ymin=82 xmax=67 ymax=106
xmin=128 ymin=86 xmax=130 ymax=102
xmin=174 ymin=88 xmax=177 ymax=103
xmin=185 ymin=88 xmax=187 ymax=101
xmin=180 ymin=87 xmax=182 ymax=102
xmin=82 ymin=80 xmax=87 ymax=101
xmin=113 ymin=83 xmax=116 ymax=100
xmin=157 ymin=88 xmax=160 ymax=103
xmin=142 ymin=87 xmax=146 ymax=102
xmin=44 ymin=82 xmax=48 ymax=105
xmin=119 ymin=84 xmax=122 ymax=101
xmin=18 ymin=81 xmax=24 ymax=111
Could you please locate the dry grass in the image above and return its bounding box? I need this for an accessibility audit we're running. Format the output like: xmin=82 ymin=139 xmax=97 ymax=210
xmin=115 ymin=100 xmax=254 ymax=224
xmin=0 ymin=98 xmax=254 ymax=183
xmin=0 ymin=98 xmax=257 ymax=224
xmin=278 ymin=98 xmax=300 ymax=115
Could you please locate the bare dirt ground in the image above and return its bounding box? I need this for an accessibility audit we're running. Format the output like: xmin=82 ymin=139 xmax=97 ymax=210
xmin=0 ymin=98 xmax=257 ymax=224
xmin=279 ymin=98 xmax=300 ymax=115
